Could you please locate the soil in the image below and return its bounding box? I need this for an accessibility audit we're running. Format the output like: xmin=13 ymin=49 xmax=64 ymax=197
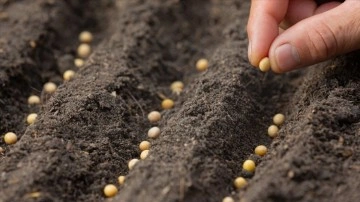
xmin=0 ymin=0 xmax=359 ymax=202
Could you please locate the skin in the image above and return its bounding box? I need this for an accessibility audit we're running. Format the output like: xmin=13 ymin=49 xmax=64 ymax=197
xmin=247 ymin=0 xmax=360 ymax=73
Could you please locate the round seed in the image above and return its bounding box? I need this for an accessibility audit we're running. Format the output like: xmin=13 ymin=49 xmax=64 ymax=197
xmin=161 ymin=99 xmax=174 ymax=109
xmin=243 ymin=159 xmax=256 ymax=172
xmin=148 ymin=127 xmax=160 ymax=139
xmin=170 ymin=81 xmax=184 ymax=91
xmin=234 ymin=177 xmax=247 ymax=189
xmin=273 ymin=113 xmax=285 ymax=126
xmin=196 ymin=58 xmax=209 ymax=72
xmin=43 ymin=82 xmax=57 ymax=94
xmin=128 ymin=158 xmax=139 ymax=170
xmin=28 ymin=95 xmax=41 ymax=105
xmin=4 ymin=132 xmax=17 ymax=145
xmin=268 ymin=125 xmax=279 ymax=138
xmin=140 ymin=150 xmax=149 ymax=160
xmin=147 ymin=111 xmax=161 ymax=123
xmin=0 ymin=147 xmax=4 ymax=153
xmin=255 ymin=145 xmax=267 ymax=156
xmin=79 ymin=31 xmax=93 ymax=43
xmin=118 ymin=176 xmax=126 ymax=185
xmin=222 ymin=196 xmax=235 ymax=202
xmin=103 ymin=184 xmax=118 ymax=198
xmin=27 ymin=113 xmax=38 ymax=125
xmin=139 ymin=141 xmax=151 ymax=151
xmin=63 ymin=70 xmax=75 ymax=81
xmin=77 ymin=43 xmax=91 ymax=58
xmin=259 ymin=57 xmax=271 ymax=72
xmin=74 ymin=58 xmax=85 ymax=68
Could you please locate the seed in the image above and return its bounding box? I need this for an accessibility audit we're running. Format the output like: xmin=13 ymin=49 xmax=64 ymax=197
xmin=147 ymin=111 xmax=161 ymax=123
xmin=222 ymin=196 xmax=235 ymax=202
xmin=29 ymin=40 xmax=36 ymax=48
xmin=161 ymin=99 xmax=174 ymax=109
xmin=268 ymin=125 xmax=279 ymax=138
xmin=273 ymin=113 xmax=285 ymax=126
xmin=0 ymin=147 xmax=4 ymax=153
xmin=77 ymin=43 xmax=91 ymax=58
xmin=74 ymin=58 xmax=85 ymax=68
xmin=259 ymin=57 xmax=271 ymax=72
xmin=255 ymin=145 xmax=267 ymax=156
xmin=4 ymin=132 xmax=17 ymax=145
xmin=28 ymin=95 xmax=41 ymax=105
xmin=63 ymin=70 xmax=75 ymax=81
xmin=79 ymin=31 xmax=93 ymax=43
xmin=43 ymin=82 xmax=57 ymax=94
xmin=196 ymin=58 xmax=209 ymax=72
xmin=139 ymin=141 xmax=151 ymax=151
xmin=118 ymin=176 xmax=126 ymax=185
xmin=140 ymin=150 xmax=149 ymax=160
xmin=148 ymin=127 xmax=160 ymax=139
xmin=170 ymin=81 xmax=184 ymax=91
xmin=128 ymin=158 xmax=139 ymax=170
xmin=234 ymin=177 xmax=247 ymax=189
xmin=243 ymin=159 xmax=256 ymax=172
xmin=27 ymin=113 xmax=38 ymax=124
xmin=103 ymin=184 xmax=118 ymax=198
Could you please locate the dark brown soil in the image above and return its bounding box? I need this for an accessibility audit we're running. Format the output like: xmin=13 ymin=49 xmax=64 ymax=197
xmin=0 ymin=1 xmax=359 ymax=202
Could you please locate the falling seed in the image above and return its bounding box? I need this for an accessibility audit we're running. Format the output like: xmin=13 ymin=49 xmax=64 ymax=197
xmin=147 ymin=111 xmax=161 ymax=123
xmin=79 ymin=31 xmax=93 ymax=43
xmin=140 ymin=150 xmax=149 ymax=160
xmin=268 ymin=125 xmax=279 ymax=138
xmin=222 ymin=196 xmax=235 ymax=202
xmin=26 ymin=113 xmax=38 ymax=125
xmin=259 ymin=57 xmax=271 ymax=72
xmin=161 ymin=99 xmax=174 ymax=109
xmin=28 ymin=95 xmax=41 ymax=105
xmin=128 ymin=158 xmax=139 ymax=170
xmin=255 ymin=145 xmax=267 ymax=156
xmin=243 ymin=160 xmax=256 ymax=172
xmin=273 ymin=113 xmax=285 ymax=126
xmin=103 ymin=184 xmax=118 ymax=198
xmin=118 ymin=175 xmax=126 ymax=185
xmin=4 ymin=132 xmax=17 ymax=145
xmin=77 ymin=43 xmax=91 ymax=58
xmin=196 ymin=58 xmax=209 ymax=72
xmin=43 ymin=82 xmax=57 ymax=94
xmin=63 ymin=70 xmax=75 ymax=81
xmin=74 ymin=58 xmax=85 ymax=68
xmin=148 ymin=127 xmax=160 ymax=139
xmin=139 ymin=141 xmax=151 ymax=151
xmin=234 ymin=177 xmax=247 ymax=189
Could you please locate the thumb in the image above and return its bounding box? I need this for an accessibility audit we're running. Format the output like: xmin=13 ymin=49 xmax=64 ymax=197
xmin=269 ymin=1 xmax=360 ymax=73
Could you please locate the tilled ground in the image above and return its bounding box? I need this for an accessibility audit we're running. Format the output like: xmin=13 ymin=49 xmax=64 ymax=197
xmin=0 ymin=1 xmax=359 ymax=202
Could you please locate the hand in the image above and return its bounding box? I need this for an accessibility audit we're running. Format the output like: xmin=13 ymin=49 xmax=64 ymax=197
xmin=247 ymin=0 xmax=360 ymax=73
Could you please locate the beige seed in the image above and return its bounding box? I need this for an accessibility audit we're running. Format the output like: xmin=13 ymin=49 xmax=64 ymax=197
xmin=161 ymin=99 xmax=174 ymax=109
xmin=79 ymin=31 xmax=93 ymax=43
xmin=148 ymin=127 xmax=160 ymax=139
xmin=170 ymin=81 xmax=184 ymax=91
xmin=118 ymin=176 xmax=126 ymax=185
xmin=139 ymin=141 xmax=151 ymax=151
xmin=103 ymin=184 xmax=118 ymax=198
xmin=255 ymin=145 xmax=267 ymax=156
xmin=27 ymin=113 xmax=38 ymax=124
xmin=268 ymin=125 xmax=279 ymax=138
xmin=196 ymin=58 xmax=209 ymax=72
xmin=147 ymin=111 xmax=161 ymax=123
xmin=222 ymin=196 xmax=235 ymax=202
xmin=243 ymin=160 xmax=256 ymax=172
xmin=128 ymin=158 xmax=139 ymax=170
xmin=77 ymin=43 xmax=91 ymax=58
xmin=28 ymin=95 xmax=41 ymax=105
xmin=140 ymin=150 xmax=149 ymax=160
xmin=273 ymin=113 xmax=285 ymax=126
xmin=0 ymin=147 xmax=4 ymax=153
xmin=43 ymin=82 xmax=57 ymax=94
xmin=234 ymin=177 xmax=247 ymax=189
xmin=74 ymin=58 xmax=85 ymax=68
xmin=4 ymin=132 xmax=17 ymax=145
xmin=259 ymin=57 xmax=271 ymax=72
xmin=63 ymin=70 xmax=75 ymax=81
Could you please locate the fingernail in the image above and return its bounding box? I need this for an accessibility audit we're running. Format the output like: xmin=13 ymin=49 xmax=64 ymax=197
xmin=275 ymin=43 xmax=300 ymax=71
xmin=248 ymin=41 xmax=252 ymax=63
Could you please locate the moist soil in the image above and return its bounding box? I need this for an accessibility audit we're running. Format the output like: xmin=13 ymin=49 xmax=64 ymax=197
xmin=0 ymin=0 xmax=359 ymax=202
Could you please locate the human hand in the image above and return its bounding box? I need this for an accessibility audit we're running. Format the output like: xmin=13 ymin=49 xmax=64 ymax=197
xmin=247 ymin=0 xmax=360 ymax=73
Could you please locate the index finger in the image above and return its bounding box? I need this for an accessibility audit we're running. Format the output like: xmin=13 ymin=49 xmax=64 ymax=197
xmin=247 ymin=0 xmax=289 ymax=67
